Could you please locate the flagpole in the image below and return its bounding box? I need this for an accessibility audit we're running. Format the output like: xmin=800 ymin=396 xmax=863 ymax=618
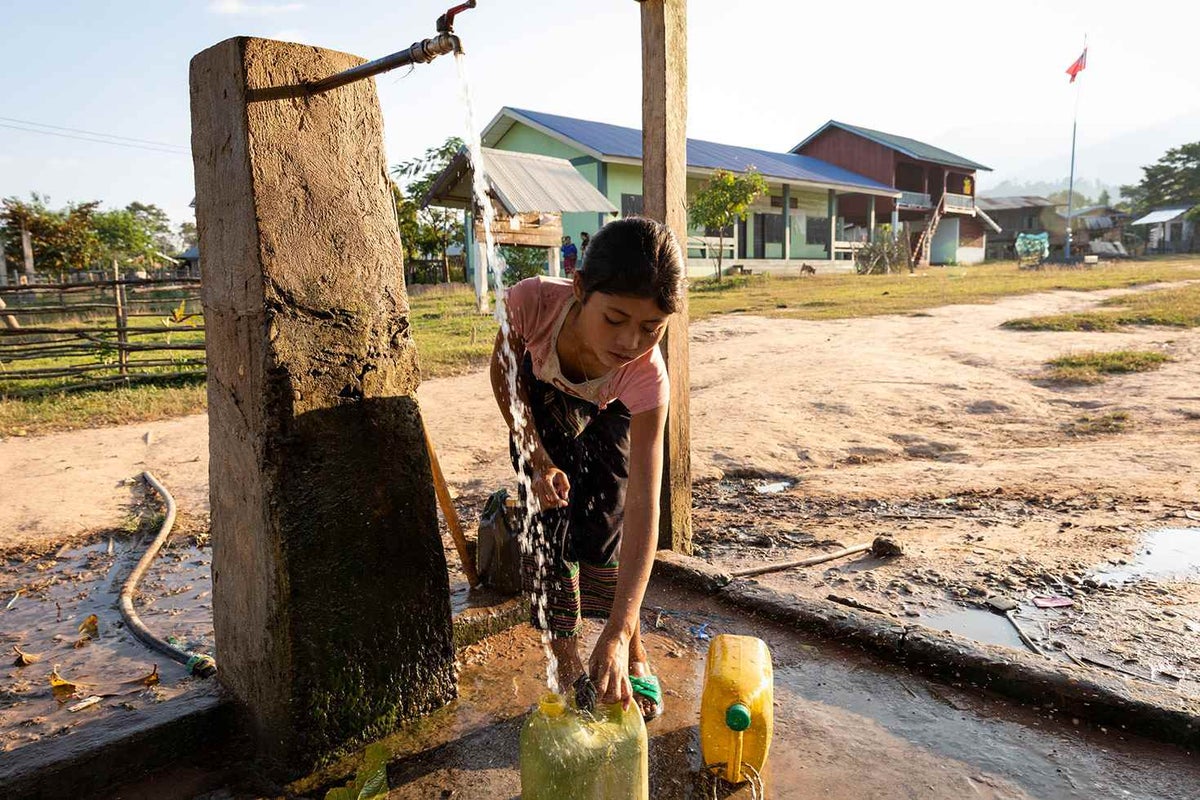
xmin=1065 ymin=35 xmax=1086 ymax=260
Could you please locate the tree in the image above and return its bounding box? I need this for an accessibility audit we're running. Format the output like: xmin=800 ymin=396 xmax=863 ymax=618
xmin=498 ymin=245 xmax=546 ymax=285
xmin=125 ymin=202 xmax=176 ymax=254
xmin=178 ymin=221 xmax=198 ymax=250
xmin=1097 ymin=188 xmax=1111 ymax=207
xmin=1120 ymin=142 xmax=1200 ymax=216
xmin=1 ymin=195 xmax=103 ymax=274
xmin=688 ymin=168 xmax=767 ymax=280
xmin=93 ymin=208 xmax=158 ymax=263
xmin=391 ymin=137 xmax=466 ymax=283
xmin=1047 ymin=189 xmax=1091 ymax=209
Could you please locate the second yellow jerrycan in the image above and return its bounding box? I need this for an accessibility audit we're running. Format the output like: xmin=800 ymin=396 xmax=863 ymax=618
xmin=520 ymin=693 xmax=649 ymax=799
xmin=700 ymin=634 xmax=774 ymax=786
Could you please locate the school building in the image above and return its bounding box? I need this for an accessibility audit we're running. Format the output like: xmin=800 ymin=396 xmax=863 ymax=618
xmin=468 ymin=107 xmax=996 ymax=277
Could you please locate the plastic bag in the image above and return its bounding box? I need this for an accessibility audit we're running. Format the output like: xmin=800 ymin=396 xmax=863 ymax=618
xmin=477 ymin=489 xmax=523 ymax=594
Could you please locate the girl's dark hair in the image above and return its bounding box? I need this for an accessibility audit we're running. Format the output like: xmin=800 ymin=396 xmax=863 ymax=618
xmin=577 ymin=217 xmax=686 ymax=314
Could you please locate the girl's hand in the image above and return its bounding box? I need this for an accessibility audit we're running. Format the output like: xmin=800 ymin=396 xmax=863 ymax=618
xmin=531 ymin=452 xmax=570 ymax=510
xmin=589 ymin=626 xmax=633 ymax=710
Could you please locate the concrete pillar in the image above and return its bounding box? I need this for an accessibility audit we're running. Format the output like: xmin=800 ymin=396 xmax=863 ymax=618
xmin=781 ymin=183 xmax=791 ymax=261
xmin=641 ymin=0 xmax=692 ymax=553
xmin=868 ymin=195 xmax=877 ymax=242
xmin=0 ymin=234 xmax=8 ymax=286
xmin=549 ymin=244 xmax=561 ymax=277
xmin=190 ymin=37 xmax=455 ymax=775
xmin=827 ymin=189 xmax=837 ymax=260
xmin=21 ymin=227 xmax=34 ymax=277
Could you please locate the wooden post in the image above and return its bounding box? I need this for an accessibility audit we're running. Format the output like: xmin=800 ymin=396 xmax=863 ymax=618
xmin=640 ymin=0 xmax=692 ymax=553
xmin=549 ymin=244 xmax=561 ymax=278
xmin=190 ymin=36 xmax=456 ymax=775
xmin=0 ymin=233 xmax=8 ymax=286
xmin=113 ymin=262 xmax=128 ymax=378
xmin=20 ymin=226 xmax=34 ymax=279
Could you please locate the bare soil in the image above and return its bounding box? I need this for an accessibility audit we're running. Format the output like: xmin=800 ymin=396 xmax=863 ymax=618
xmin=2 ymin=283 xmax=1198 ymax=699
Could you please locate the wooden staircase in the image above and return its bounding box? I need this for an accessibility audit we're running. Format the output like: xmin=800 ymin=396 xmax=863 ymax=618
xmin=911 ymin=195 xmax=946 ymax=267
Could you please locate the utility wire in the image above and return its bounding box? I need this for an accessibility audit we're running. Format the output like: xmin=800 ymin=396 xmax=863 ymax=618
xmin=0 ymin=122 xmax=189 ymax=156
xmin=0 ymin=115 xmax=188 ymax=151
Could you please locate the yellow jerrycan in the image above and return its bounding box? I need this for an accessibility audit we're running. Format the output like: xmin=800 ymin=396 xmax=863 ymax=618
xmin=700 ymin=634 xmax=774 ymax=786
xmin=520 ymin=693 xmax=649 ymax=799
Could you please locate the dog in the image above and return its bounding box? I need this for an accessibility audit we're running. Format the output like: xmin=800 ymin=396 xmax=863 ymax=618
xmin=799 ymin=264 xmax=816 ymax=276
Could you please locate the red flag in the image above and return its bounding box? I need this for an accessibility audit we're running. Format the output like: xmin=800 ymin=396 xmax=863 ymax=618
xmin=1066 ymin=48 xmax=1087 ymax=82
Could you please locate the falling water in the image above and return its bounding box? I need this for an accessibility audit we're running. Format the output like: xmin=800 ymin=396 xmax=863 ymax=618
xmin=455 ymin=52 xmax=560 ymax=695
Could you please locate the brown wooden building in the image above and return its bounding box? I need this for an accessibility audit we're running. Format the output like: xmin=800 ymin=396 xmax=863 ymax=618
xmin=791 ymin=121 xmax=999 ymax=265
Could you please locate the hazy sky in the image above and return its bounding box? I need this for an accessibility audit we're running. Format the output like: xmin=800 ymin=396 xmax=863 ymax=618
xmin=3 ymin=0 xmax=1198 ymax=228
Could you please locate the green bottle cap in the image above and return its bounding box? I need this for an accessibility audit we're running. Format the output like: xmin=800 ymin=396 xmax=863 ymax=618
xmin=725 ymin=702 xmax=752 ymax=732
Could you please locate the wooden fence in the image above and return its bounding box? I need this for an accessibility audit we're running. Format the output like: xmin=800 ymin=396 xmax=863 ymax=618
xmin=0 ymin=278 xmax=206 ymax=397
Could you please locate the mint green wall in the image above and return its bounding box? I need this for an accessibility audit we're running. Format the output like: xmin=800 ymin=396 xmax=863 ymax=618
xmin=493 ymin=123 xmax=584 ymax=161
xmin=931 ymin=217 xmax=959 ymax=264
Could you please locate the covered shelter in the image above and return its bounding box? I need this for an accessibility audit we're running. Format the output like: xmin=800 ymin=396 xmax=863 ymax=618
xmin=423 ymin=147 xmax=618 ymax=307
xmin=1131 ymin=205 xmax=1197 ymax=254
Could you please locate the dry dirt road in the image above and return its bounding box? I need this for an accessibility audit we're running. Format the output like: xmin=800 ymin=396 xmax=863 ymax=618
xmin=2 ymin=283 xmax=1198 ymax=693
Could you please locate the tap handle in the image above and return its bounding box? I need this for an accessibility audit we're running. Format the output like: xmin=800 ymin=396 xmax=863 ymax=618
xmin=437 ymin=0 xmax=476 ymax=33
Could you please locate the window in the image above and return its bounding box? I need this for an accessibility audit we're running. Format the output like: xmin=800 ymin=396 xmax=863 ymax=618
xmin=621 ymin=193 xmax=643 ymax=217
xmin=769 ymin=196 xmax=800 ymax=209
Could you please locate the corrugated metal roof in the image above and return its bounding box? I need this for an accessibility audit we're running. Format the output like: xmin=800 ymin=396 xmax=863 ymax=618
xmin=1131 ymin=206 xmax=1194 ymax=225
xmin=497 ymin=108 xmax=898 ymax=196
xmin=976 ymin=195 xmax=1053 ymax=211
xmin=793 ymin=121 xmax=992 ymax=172
xmin=423 ymin=147 xmax=617 ymax=215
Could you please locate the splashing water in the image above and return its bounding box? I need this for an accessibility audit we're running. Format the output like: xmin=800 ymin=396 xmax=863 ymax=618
xmin=455 ymin=52 xmax=560 ymax=696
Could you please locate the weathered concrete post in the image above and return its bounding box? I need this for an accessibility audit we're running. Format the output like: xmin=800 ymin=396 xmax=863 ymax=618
xmin=190 ymin=37 xmax=456 ymax=774
xmin=640 ymin=0 xmax=693 ymax=553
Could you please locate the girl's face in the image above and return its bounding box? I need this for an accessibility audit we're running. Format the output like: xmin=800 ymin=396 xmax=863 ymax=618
xmin=573 ymin=281 xmax=670 ymax=370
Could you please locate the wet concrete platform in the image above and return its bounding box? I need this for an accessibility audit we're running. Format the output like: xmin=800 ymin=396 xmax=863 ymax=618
xmin=115 ymin=580 xmax=1200 ymax=800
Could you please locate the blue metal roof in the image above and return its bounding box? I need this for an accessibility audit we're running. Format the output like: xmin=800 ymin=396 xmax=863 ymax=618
xmin=502 ymin=108 xmax=897 ymax=195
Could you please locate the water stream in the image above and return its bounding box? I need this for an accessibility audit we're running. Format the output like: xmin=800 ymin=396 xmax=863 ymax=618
xmin=455 ymin=52 xmax=560 ymax=696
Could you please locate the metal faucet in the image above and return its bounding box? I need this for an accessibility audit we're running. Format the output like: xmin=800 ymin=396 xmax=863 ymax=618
xmin=305 ymin=1 xmax=476 ymax=94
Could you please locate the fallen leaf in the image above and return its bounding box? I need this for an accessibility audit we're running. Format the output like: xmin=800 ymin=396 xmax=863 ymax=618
xmin=12 ymin=645 xmax=41 ymax=667
xmin=78 ymin=614 xmax=99 ymax=638
xmin=67 ymin=695 xmax=103 ymax=713
xmin=126 ymin=664 xmax=159 ymax=687
xmin=49 ymin=667 xmax=81 ymax=702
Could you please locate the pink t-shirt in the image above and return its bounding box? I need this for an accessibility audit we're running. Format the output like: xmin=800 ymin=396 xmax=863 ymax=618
xmin=505 ymin=277 xmax=669 ymax=415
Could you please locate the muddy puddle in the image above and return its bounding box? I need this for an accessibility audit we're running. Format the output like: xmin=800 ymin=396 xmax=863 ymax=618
xmin=1091 ymin=527 xmax=1200 ymax=586
xmin=0 ymin=534 xmax=214 ymax=754
xmin=262 ymin=581 xmax=1200 ymax=800
xmin=922 ymin=606 xmax=1029 ymax=650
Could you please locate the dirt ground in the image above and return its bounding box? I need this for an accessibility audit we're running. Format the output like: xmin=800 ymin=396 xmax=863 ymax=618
xmin=2 ymin=282 xmax=1198 ymax=697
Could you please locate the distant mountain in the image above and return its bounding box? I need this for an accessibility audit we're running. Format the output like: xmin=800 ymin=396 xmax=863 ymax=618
xmin=980 ymin=177 xmax=1121 ymax=203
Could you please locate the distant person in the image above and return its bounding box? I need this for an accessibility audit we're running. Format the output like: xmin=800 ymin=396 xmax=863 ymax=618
xmin=579 ymin=231 xmax=591 ymax=258
xmin=561 ymin=235 xmax=578 ymax=276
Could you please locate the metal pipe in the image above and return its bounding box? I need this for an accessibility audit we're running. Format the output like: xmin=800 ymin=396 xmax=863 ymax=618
xmin=305 ymin=32 xmax=462 ymax=94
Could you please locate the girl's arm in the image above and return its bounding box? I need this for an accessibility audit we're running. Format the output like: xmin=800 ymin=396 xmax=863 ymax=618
xmin=589 ymin=402 xmax=667 ymax=706
xmin=489 ymin=329 xmax=570 ymax=508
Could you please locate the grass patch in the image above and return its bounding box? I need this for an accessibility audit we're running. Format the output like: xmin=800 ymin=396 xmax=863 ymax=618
xmin=688 ymin=258 xmax=1200 ymax=322
xmin=1063 ymin=410 xmax=1130 ymax=437
xmin=1042 ymin=350 xmax=1171 ymax=385
xmin=1003 ymin=281 xmax=1200 ymax=332
xmin=3 ymin=258 xmax=1198 ymax=436
xmin=0 ymin=381 xmax=208 ymax=437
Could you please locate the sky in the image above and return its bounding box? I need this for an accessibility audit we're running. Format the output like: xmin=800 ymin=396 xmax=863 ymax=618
xmin=2 ymin=0 xmax=1198 ymax=230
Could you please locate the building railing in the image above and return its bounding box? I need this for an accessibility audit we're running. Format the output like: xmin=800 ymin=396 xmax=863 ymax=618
xmin=897 ymin=191 xmax=932 ymax=209
xmin=944 ymin=192 xmax=975 ymax=213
